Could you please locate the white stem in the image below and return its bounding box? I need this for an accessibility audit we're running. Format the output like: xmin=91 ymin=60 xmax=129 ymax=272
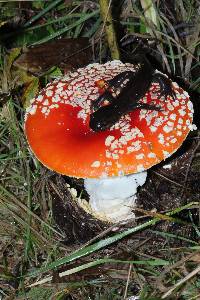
xmin=84 ymin=172 xmax=147 ymax=223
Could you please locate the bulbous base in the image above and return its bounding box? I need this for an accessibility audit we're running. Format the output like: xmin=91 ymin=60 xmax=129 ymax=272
xmin=84 ymin=172 xmax=147 ymax=223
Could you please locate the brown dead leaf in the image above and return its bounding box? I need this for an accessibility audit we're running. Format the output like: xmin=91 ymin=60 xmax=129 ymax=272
xmin=14 ymin=38 xmax=92 ymax=76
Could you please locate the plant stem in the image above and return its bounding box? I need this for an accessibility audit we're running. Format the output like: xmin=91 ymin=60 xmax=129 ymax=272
xmin=99 ymin=0 xmax=120 ymax=60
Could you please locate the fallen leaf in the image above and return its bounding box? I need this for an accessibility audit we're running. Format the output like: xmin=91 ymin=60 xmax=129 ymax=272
xmin=14 ymin=38 xmax=92 ymax=76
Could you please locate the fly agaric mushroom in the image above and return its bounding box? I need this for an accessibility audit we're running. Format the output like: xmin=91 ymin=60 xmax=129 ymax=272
xmin=25 ymin=61 xmax=195 ymax=222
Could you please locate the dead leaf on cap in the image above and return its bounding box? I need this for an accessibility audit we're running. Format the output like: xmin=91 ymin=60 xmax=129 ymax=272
xmin=14 ymin=38 xmax=92 ymax=76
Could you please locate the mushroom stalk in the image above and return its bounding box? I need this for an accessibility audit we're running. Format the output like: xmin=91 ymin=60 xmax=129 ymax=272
xmin=84 ymin=172 xmax=147 ymax=222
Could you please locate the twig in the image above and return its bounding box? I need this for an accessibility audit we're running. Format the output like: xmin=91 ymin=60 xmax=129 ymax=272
xmin=133 ymin=207 xmax=178 ymax=222
xmin=156 ymin=251 xmax=197 ymax=288
xmin=123 ymin=264 xmax=132 ymax=299
xmin=162 ymin=264 xmax=200 ymax=299
xmin=155 ymin=227 xmax=200 ymax=296
xmin=153 ymin=170 xmax=189 ymax=189
xmin=132 ymin=263 xmax=143 ymax=289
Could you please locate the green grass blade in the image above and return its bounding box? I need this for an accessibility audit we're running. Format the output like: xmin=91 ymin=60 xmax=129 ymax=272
xmin=25 ymin=13 xmax=87 ymax=32
xmin=31 ymin=10 xmax=99 ymax=45
xmin=29 ymin=257 xmax=169 ymax=287
xmin=26 ymin=202 xmax=197 ymax=278
xmin=23 ymin=0 xmax=63 ymax=28
xmin=59 ymin=258 xmax=169 ymax=278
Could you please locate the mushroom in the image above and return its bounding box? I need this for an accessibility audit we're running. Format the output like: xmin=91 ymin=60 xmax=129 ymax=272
xmin=25 ymin=61 xmax=195 ymax=223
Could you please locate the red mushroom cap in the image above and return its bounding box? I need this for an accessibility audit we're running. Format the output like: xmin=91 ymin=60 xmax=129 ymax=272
xmin=25 ymin=61 xmax=194 ymax=178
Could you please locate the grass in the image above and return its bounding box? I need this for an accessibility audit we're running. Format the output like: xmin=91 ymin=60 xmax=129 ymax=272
xmin=0 ymin=0 xmax=200 ymax=299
